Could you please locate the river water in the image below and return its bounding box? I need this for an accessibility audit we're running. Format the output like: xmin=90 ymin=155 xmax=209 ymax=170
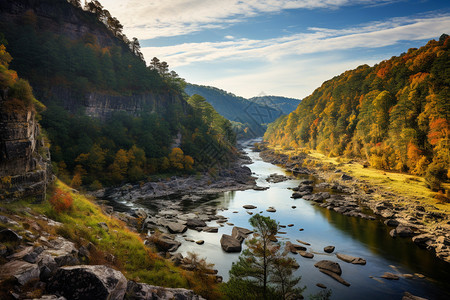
xmin=172 ymin=145 xmax=449 ymax=299
xmin=111 ymin=144 xmax=449 ymax=299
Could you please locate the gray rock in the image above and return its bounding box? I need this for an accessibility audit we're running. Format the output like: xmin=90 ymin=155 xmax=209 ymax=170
xmin=300 ymin=180 xmax=314 ymax=185
xmin=341 ymin=174 xmax=353 ymax=181
xmin=381 ymin=272 xmax=399 ymax=280
xmin=296 ymin=239 xmax=310 ymax=246
xmin=384 ymin=219 xmax=399 ymax=227
xmin=48 ymin=265 xmax=127 ymax=300
xmin=0 ymin=260 xmax=40 ymax=285
xmin=402 ymin=292 xmax=428 ymax=300
xmin=39 ymin=265 xmax=53 ymax=282
xmin=220 ymin=234 xmax=242 ymax=252
xmin=303 ymin=192 xmax=330 ymax=202
xmin=243 ymin=205 xmax=257 ymax=209
xmin=97 ymin=222 xmax=109 ymax=232
xmin=324 ymin=246 xmax=335 ymax=253
xmin=125 ymin=281 xmax=206 ymax=300
xmin=166 ymin=222 xmax=187 ymax=234
xmin=33 ymin=295 xmax=67 ymax=300
xmin=0 ymin=228 xmax=22 ymax=242
xmin=390 ymin=225 xmax=415 ymax=238
xmin=152 ymin=234 xmax=181 ymax=252
xmin=232 ymin=227 xmax=253 ymax=243
xmin=412 ymin=234 xmax=433 ymax=246
xmin=169 ymin=253 xmax=184 ymax=266
xmin=285 ymin=241 xmax=306 ymax=253
xmin=186 ymin=219 xmax=207 ymax=228
xmin=298 ymin=251 xmax=314 ymax=258
xmin=23 ymin=246 xmax=44 ymax=263
xmin=318 ymin=268 xmax=350 ymax=286
xmin=7 ymin=246 xmax=34 ymax=260
xmin=314 ymin=260 xmax=342 ymax=275
xmin=336 ymin=253 xmax=366 ymax=265
xmin=40 ymin=237 xmax=79 ymax=267
xmin=203 ymin=226 xmax=219 ymax=233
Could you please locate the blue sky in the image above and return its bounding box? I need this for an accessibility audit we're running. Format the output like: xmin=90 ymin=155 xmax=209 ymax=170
xmin=100 ymin=0 xmax=450 ymax=99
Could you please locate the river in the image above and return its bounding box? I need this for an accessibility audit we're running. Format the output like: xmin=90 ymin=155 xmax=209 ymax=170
xmin=112 ymin=144 xmax=449 ymax=299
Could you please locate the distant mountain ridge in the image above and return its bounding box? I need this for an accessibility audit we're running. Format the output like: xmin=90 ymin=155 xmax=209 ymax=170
xmin=248 ymin=95 xmax=301 ymax=115
xmin=185 ymin=83 xmax=301 ymax=138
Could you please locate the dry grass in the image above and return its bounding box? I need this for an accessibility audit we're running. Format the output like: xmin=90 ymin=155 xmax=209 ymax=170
xmin=268 ymin=145 xmax=450 ymax=214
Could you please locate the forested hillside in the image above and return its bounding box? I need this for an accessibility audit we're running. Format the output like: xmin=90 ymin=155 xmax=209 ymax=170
xmin=248 ymin=95 xmax=300 ymax=115
xmin=265 ymin=34 xmax=450 ymax=190
xmin=0 ymin=0 xmax=236 ymax=188
xmin=185 ymin=84 xmax=300 ymax=138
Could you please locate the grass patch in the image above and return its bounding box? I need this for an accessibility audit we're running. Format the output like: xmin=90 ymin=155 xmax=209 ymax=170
xmin=267 ymin=146 xmax=450 ymax=214
xmin=1 ymin=180 xmax=198 ymax=290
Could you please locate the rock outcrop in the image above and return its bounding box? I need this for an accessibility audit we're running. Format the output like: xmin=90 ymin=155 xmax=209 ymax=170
xmin=47 ymin=265 xmax=128 ymax=300
xmin=0 ymin=92 xmax=51 ymax=201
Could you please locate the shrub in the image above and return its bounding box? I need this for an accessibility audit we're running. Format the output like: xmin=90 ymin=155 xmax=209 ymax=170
xmin=49 ymin=188 xmax=73 ymax=213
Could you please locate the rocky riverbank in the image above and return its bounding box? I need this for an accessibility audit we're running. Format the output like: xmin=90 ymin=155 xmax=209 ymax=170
xmin=91 ymin=151 xmax=257 ymax=212
xmin=0 ymin=209 xmax=205 ymax=300
xmin=258 ymin=146 xmax=450 ymax=264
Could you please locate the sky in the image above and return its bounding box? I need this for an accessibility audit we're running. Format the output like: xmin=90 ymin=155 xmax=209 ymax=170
xmin=99 ymin=0 xmax=450 ymax=99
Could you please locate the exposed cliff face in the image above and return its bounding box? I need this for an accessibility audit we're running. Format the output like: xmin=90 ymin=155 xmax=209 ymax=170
xmin=0 ymin=96 xmax=51 ymax=201
xmin=0 ymin=0 xmax=124 ymax=49
xmin=44 ymin=86 xmax=187 ymax=119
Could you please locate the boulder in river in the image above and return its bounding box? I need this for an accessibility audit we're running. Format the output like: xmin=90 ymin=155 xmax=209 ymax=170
xmin=412 ymin=234 xmax=433 ymax=247
xmin=203 ymin=226 xmax=219 ymax=233
xmin=167 ymin=222 xmax=187 ymax=234
xmin=381 ymin=272 xmax=399 ymax=280
xmin=47 ymin=265 xmax=127 ymax=300
xmin=298 ymin=251 xmax=314 ymax=258
xmin=266 ymin=207 xmax=276 ymax=213
xmin=186 ymin=219 xmax=207 ymax=228
xmin=296 ymin=239 xmax=310 ymax=246
xmin=390 ymin=225 xmax=415 ymax=238
xmin=285 ymin=241 xmax=306 ymax=254
xmin=402 ymin=291 xmax=428 ymax=300
xmin=314 ymin=260 xmax=349 ymax=286
xmin=232 ymin=226 xmax=253 ymax=243
xmin=243 ymin=205 xmax=257 ymax=209
xmin=220 ymin=234 xmax=242 ymax=252
xmin=318 ymin=268 xmax=351 ymax=286
xmin=314 ymin=260 xmax=342 ymax=275
xmin=336 ymin=253 xmax=366 ymax=265
xmin=324 ymin=246 xmax=335 ymax=253
xmin=151 ymin=234 xmax=181 ymax=252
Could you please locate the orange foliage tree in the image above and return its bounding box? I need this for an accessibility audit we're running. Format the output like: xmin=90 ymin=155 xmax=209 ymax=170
xmin=49 ymin=188 xmax=73 ymax=213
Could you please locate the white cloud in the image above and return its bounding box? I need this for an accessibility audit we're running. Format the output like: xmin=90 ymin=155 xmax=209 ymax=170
xmin=100 ymin=0 xmax=401 ymax=39
xmin=139 ymin=13 xmax=449 ymax=99
xmin=200 ymin=56 xmax=380 ymax=99
xmin=140 ymin=14 xmax=450 ymax=68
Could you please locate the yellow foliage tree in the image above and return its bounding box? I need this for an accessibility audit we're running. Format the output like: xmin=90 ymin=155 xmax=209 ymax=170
xmin=169 ymin=147 xmax=185 ymax=170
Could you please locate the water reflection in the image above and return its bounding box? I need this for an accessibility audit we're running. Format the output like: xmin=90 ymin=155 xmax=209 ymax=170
xmin=116 ymin=146 xmax=449 ymax=299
